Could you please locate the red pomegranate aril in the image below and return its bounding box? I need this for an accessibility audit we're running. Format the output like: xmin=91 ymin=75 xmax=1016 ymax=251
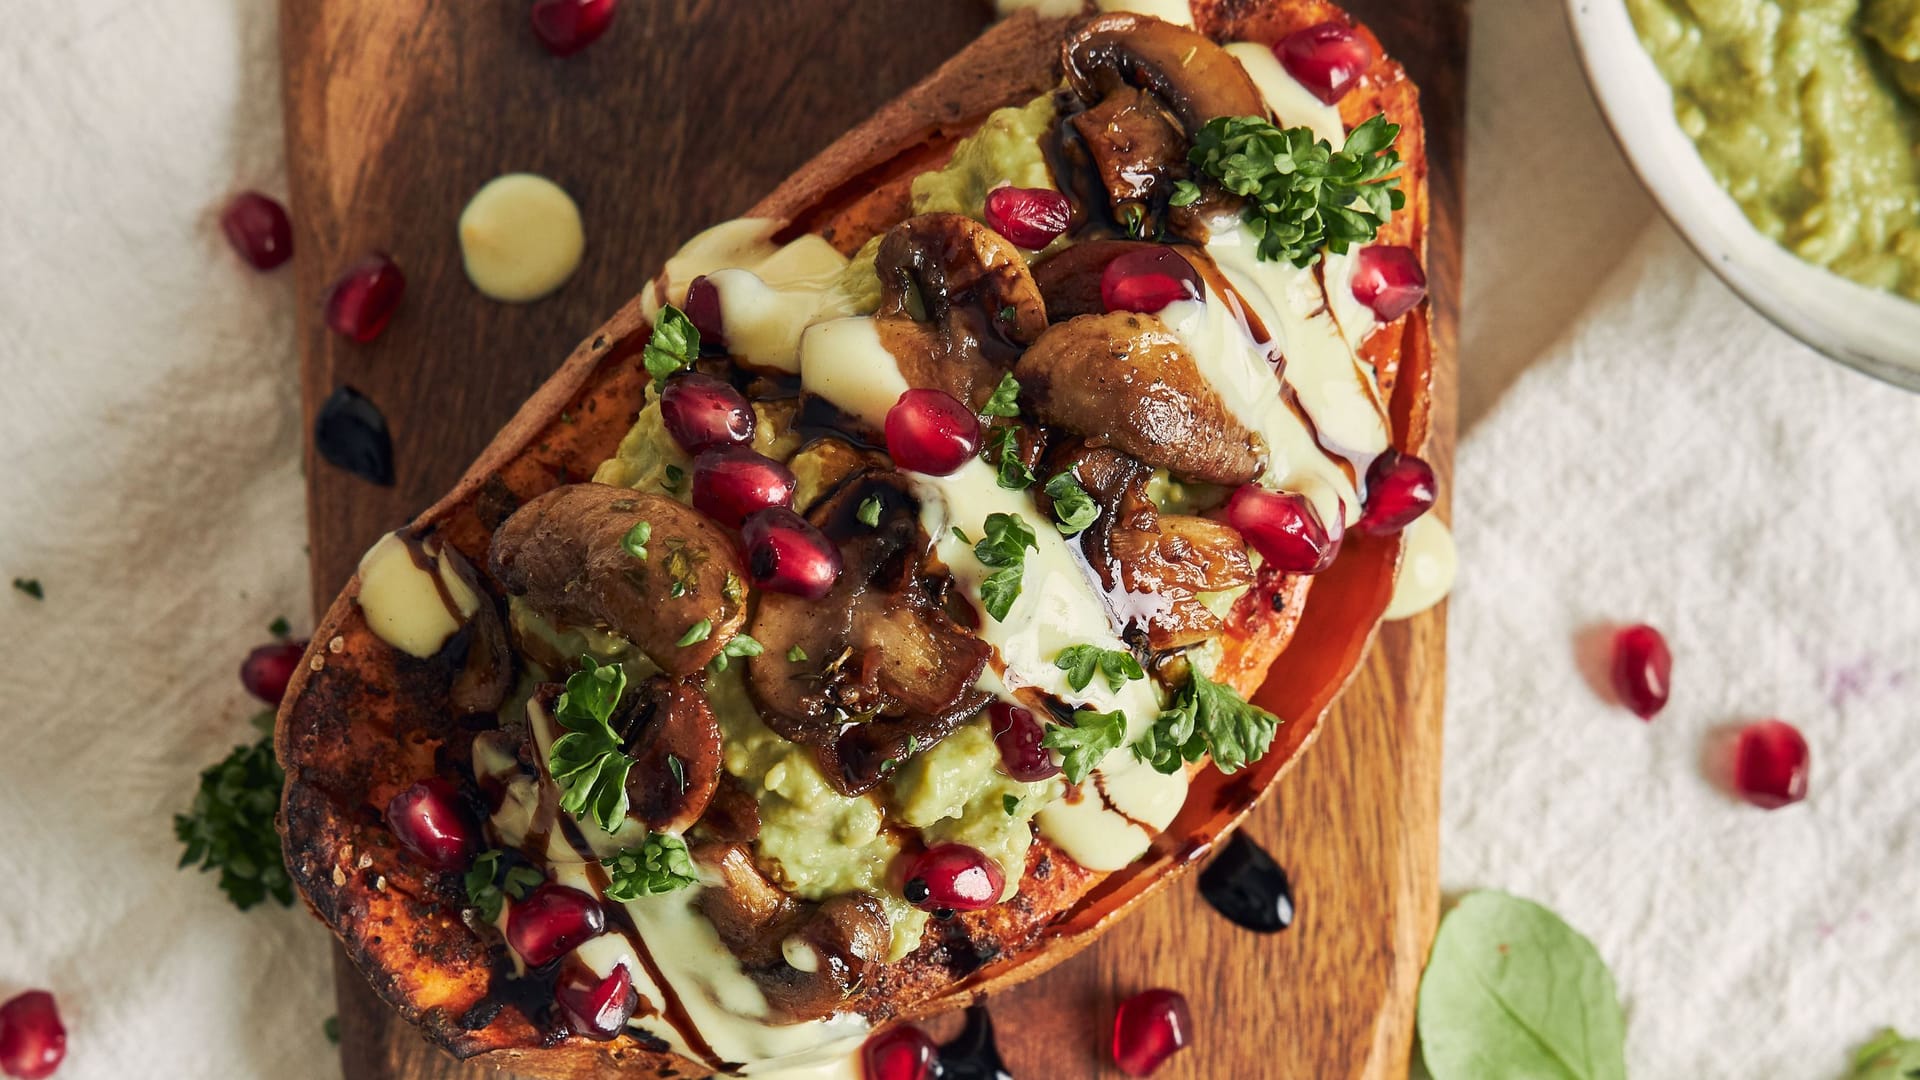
xmin=884 ymin=388 xmax=980 ymax=476
xmin=1100 ymin=247 xmax=1202 ymax=314
xmin=1276 ymin=21 xmax=1372 ymax=105
xmin=385 ymin=778 xmax=480 ymax=872
xmin=508 ymin=883 xmax=608 ymax=967
xmin=989 ymin=701 xmax=1059 ymax=782
xmin=555 ymin=963 xmax=639 ymax=1041
xmin=742 ymin=508 xmax=842 ymax=599
xmin=1734 ymin=720 xmax=1810 ymax=809
xmin=221 ymin=191 xmax=293 ymax=271
xmin=902 ymin=843 xmax=1003 ymax=913
xmin=1111 ymin=988 xmax=1193 ymax=1077
xmin=530 ymin=0 xmax=617 ymax=56
xmin=324 ymin=253 xmax=406 ymax=343
xmin=862 ymin=1024 xmax=937 ymax=1080
xmin=691 ymin=446 xmax=796 ymax=528
xmin=240 ymin=639 xmax=309 ymax=705
xmin=682 ymin=275 xmax=725 ymax=347
xmin=660 ymin=372 xmax=755 ymax=453
xmin=1357 ymin=449 xmax=1437 ymax=535
xmin=1226 ymin=486 xmax=1339 ymax=574
xmin=0 ymin=990 xmax=65 ymax=1080
xmin=983 ymin=186 xmax=1072 ymax=249
xmin=1352 ymin=244 xmax=1427 ymax=322
xmin=1609 ymin=624 xmax=1672 ymax=721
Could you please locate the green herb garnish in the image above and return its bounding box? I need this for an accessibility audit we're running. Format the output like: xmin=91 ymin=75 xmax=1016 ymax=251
xmin=1043 ymin=471 xmax=1099 ymax=535
xmin=604 ymin=833 xmax=699 ymax=900
xmin=175 ymin=723 xmax=292 ymax=911
xmin=464 ymin=849 xmax=543 ymax=923
xmin=974 ymin=512 xmax=1038 ymax=621
xmin=987 ymin=426 xmax=1035 ymax=490
xmin=787 ymin=645 xmax=808 ymax=662
xmin=1173 ymin=113 xmax=1404 ymax=268
xmin=1003 ymin=794 xmax=1020 ymax=816
xmin=857 ymin=495 xmax=882 ymax=527
xmin=952 ymin=526 xmax=972 ymax=544
xmin=1133 ymin=671 xmax=1279 ymax=776
xmin=677 ymin=619 xmax=713 ymax=647
xmin=268 ymin=615 xmax=290 ymax=637
xmin=548 ymin=657 xmax=635 ymax=833
xmin=622 ymin=520 xmax=652 ymax=560
xmin=707 ymin=632 xmax=763 ymax=673
xmin=323 ymin=1016 xmax=340 ymax=1045
xmin=662 ymin=463 xmax=686 ymax=494
xmin=666 ymin=753 xmax=687 ymax=792
xmin=1042 ymin=708 xmax=1128 ymax=785
xmin=643 ymin=304 xmax=701 ymax=383
xmin=11 ymin=578 xmax=43 ymax=600
xmin=1054 ymin=645 xmax=1146 ymax=694
xmin=982 ymin=372 xmax=1022 ymax=418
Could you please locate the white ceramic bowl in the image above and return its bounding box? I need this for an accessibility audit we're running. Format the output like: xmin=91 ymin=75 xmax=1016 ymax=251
xmin=1565 ymin=0 xmax=1920 ymax=389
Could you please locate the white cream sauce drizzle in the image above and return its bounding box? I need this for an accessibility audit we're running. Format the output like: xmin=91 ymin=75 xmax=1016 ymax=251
xmin=1383 ymin=513 xmax=1455 ymax=620
xmin=355 ymin=532 xmax=481 ymax=658
xmin=643 ymin=217 xmax=852 ymax=373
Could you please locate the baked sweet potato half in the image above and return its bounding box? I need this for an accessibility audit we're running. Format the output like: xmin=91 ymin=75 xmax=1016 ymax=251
xmin=277 ymin=2 xmax=1435 ymax=1076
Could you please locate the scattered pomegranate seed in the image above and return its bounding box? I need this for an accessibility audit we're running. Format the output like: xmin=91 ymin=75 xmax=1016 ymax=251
xmin=742 ymin=508 xmax=842 ymax=599
xmin=682 ymin=275 xmax=725 ymax=348
xmin=1351 ymin=244 xmax=1427 ymax=322
xmin=507 ymin=883 xmax=608 ymax=967
xmin=1111 ymin=989 xmax=1193 ymax=1077
xmin=324 ymin=253 xmax=406 ymax=343
xmin=863 ymin=1024 xmax=937 ymax=1080
xmin=988 ymin=701 xmax=1059 ymax=782
xmin=1276 ymin=21 xmax=1372 ymax=105
xmin=884 ymin=388 xmax=980 ymax=476
xmin=554 ymin=963 xmax=639 ymax=1040
xmin=530 ymin=0 xmax=617 ymax=56
xmin=983 ymin=186 xmax=1072 ymax=249
xmin=240 ymin=640 xmax=309 ymax=705
xmin=691 ymin=446 xmax=796 ymax=528
xmin=659 ymin=372 xmax=755 ymax=453
xmin=902 ymin=843 xmax=1003 ymax=914
xmin=1608 ymin=624 xmax=1672 ymax=721
xmin=0 ymin=991 xmax=65 ymax=1080
xmin=1357 ymin=450 xmax=1437 ymax=535
xmin=1226 ymin=486 xmax=1339 ymax=574
xmin=1733 ymin=720 xmax=1810 ymax=809
xmin=1100 ymin=247 xmax=1202 ymax=314
xmin=384 ymin=779 xmax=480 ymax=871
xmin=220 ymin=192 xmax=293 ymax=271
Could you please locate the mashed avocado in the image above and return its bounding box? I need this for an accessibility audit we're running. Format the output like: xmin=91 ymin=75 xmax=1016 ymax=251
xmin=1628 ymin=0 xmax=1920 ymax=298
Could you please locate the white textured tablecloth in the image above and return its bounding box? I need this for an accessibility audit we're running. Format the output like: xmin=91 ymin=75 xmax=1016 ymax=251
xmin=1 ymin=0 xmax=1914 ymax=1077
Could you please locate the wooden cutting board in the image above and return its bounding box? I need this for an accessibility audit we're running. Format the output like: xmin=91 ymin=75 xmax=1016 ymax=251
xmin=280 ymin=1 xmax=1462 ymax=1076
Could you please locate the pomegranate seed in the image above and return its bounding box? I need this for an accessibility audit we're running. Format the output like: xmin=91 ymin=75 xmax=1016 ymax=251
xmin=1111 ymin=988 xmax=1193 ymax=1077
xmin=1351 ymin=244 xmax=1427 ymax=322
xmin=983 ymin=186 xmax=1072 ymax=249
xmin=659 ymin=372 xmax=755 ymax=453
xmin=384 ymin=778 xmax=480 ymax=872
xmin=1733 ymin=720 xmax=1810 ymax=809
xmin=1226 ymin=486 xmax=1339 ymax=574
xmin=324 ymin=253 xmax=406 ymax=343
xmin=902 ymin=843 xmax=1003 ymax=913
xmin=507 ymin=883 xmax=608 ymax=966
xmin=1100 ymin=247 xmax=1202 ymax=314
xmin=1276 ymin=21 xmax=1372 ymax=105
xmin=682 ymin=275 xmax=725 ymax=347
xmin=1609 ymin=624 xmax=1672 ymax=721
xmin=220 ymin=192 xmax=293 ymax=271
xmin=989 ymin=701 xmax=1059 ymax=782
xmin=530 ymin=0 xmax=616 ymax=56
xmin=1357 ymin=450 xmax=1437 ymax=535
xmin=554 ymin=963 xmax=639 ymax=1040
xmin=884 ymin=388 xmax=979 ymax=476
xmin=691 ymin=446 xmax=796 ymax=528
xmin=862 ymin=1024 xmax=937 ymax=1080
xmin=742 ymin=508 xmax=842 ymax=599
xmin=240 ymin=640 xmax=309 ymax=705
xmin=0 ymin=991 xmax=65 ymax=1080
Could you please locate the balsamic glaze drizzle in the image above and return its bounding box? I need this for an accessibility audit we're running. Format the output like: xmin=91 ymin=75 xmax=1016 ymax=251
xmin=935 ymin=1005 xmax=1014 ymax=1080
xmin=1196 ymin=832 xmax=1294 ymax=933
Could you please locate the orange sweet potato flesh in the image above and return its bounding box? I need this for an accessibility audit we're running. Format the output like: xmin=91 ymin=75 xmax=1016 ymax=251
xmin=276 ymin=4 xmax=1432 ymax=1076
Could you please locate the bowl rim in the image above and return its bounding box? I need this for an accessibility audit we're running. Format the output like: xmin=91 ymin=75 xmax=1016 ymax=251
xmin=1563 ymin=0 xmax=1920 ymax=391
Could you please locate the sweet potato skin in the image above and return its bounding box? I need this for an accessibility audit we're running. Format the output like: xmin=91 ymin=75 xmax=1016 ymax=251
xmin=277 ymin=3 xmax=1431 ymax=1075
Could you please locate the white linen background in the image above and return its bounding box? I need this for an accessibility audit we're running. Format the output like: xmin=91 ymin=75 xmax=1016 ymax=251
xmin=0 ymin=0 xmax=1913 ymax=1077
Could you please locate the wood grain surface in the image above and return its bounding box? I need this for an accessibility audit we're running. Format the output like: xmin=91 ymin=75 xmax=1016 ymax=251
xmin=279 ymin=1 xmax=1463 ymax=1077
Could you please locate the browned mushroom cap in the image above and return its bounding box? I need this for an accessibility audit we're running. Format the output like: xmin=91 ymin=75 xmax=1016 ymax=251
xmin=444 ymin=548 xmax=514 ymax=714
xmin=1063 ymin=14 xmax=1265 ymax=134
xmin=488 ymin=484 xmax=747 ymax=677
xmin=1016 ymin=310 xmax=1263 ymax=486
xmin=620 ymin=676 xmax=722 ymax=833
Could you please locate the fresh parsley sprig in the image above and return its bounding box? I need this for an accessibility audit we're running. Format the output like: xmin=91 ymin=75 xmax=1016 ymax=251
xmin=974 ymin=512 xmax=1038 ymax=621
xmin=175 ymin=720 xmax=293 ymax=911
xmin=1133 ymin=671 xmax=1280 ymax=775
xmin=1055 ymin=645 xmax=1146 ymax=694
xmin=644 ymin=304 xmax=700 ymax=383
xmin=987 ymin=426 xmax=1035 ymax=491
xmin=604 ymin=833 xmax=699 ymax=900
xmin=548 ymin=657 xmax=635 ymax=833
xmin=1042 ymin=708 xmax=1128 ymax=785
xmin=982 ymin=373 xmax=1022 ymax=418
xmin=464 ymin=849 xmax=543 ymax=922
xmin=1172 ymin=113 xmax=1405 ymax=268
xmin=1043 ymin=471 xmax=1099 ymax=535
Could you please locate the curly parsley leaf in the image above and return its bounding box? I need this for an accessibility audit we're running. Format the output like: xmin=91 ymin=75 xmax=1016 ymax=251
xmin=1133 ymin=671 xmax=1279 ymax=775
xmin=1043 ymin=470 xmax=1100 ymax=535
xmin=1054 ymin=645 xmax=1146 ymax=694
xmin=464 ymin=849 xmax=543 ymax=923
xmin=549 ymin=657 xmax=635 ymax=833
xmin=604 ymin=833 xmax=699 ymax=900
xmin=644 ymin=304 xmax=700 ymax=383
xmin=707 ymin=632 xmax=763 ymax=674
xmin=982 ymin=372 xmax=1022 ymax=418
xmin=974 ymin=512 xmax=1038 ymax=621
xmin=987 ymin=426 xmax=1035 ymax=491
xmin=175 ymin=724 xmax=293 ymax=911
xmin=1042 ymin=708 xmax=1128 ymax=785
xmin=1186 ymin=113 xmax=1405 ymax=267
xmin=622 ymin=520 xmax=652 ymax=560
